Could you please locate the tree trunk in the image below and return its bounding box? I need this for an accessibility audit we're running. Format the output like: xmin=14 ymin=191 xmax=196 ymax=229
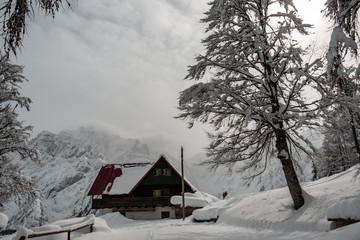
xmin=350 ymin=113 xmax=360 ymax=163
xmin=275 ymin=129 xmax=304 ymax=210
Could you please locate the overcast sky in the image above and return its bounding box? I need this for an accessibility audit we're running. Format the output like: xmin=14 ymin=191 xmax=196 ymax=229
xmin=13 ymin=0 xmax=329 ymax=159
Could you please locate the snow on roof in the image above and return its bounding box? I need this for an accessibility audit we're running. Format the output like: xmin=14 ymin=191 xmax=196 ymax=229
xmin=87 ymin=165 xmax=123 ymax=195
xmin=105 ymin=165 xmax=153 ymax=195
xmin=88 ymin=155 xmax=197 ymax=196
xmin=88 ymin=163 xmax=153 ymax=196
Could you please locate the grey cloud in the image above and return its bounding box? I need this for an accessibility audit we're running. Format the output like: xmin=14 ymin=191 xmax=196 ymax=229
xmin=14 ymin=0 xmax=209 ymax=158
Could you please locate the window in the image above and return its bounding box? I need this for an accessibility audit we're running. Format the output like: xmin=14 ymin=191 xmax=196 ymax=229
xmin=153 ymin=168 xmax=162 ymax=176
xmin=153 ymin=189 xmax=169 ymax=197
xmin=153 ymin=190 xmax=161 ymax=197
xmin=162 ymin=189 xmax=170 ymax=196
xmin=163 ymin=168 xmax=172 ymax=176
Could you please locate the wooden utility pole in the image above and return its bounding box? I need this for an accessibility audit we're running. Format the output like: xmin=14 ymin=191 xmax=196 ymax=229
xmin=181 ymin=146 xmax=185 ymax=220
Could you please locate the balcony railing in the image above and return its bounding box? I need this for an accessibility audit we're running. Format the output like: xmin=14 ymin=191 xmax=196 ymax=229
xmin=92 ymin=196 xmax=171 ymax=209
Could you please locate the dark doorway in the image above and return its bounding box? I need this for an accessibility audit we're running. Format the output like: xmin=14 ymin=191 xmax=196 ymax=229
xmin=161 ymin=211 xmax=170 ymax=219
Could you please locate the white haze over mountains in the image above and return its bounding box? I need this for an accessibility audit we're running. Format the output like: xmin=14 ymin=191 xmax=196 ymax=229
xmin=13 ymin=0 xmax=329 ymax=159
xmin=32 ymin=127 xmax=153 ymax=164
xmin=2 ymin=127 xmax=315 ymax=229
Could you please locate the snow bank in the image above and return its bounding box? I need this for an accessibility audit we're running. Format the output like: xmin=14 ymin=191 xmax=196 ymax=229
xmin=193 ymin=196 xmax=243 ymax=221
xmin=193 ymin=165 xmax=360 ymax=232
xmin=0 ymin=212 xmax=8 ymax=229
xmin=327 ymin=197 xmax=360 ymax=220
xmin=193 ymin=205 xmax=220 ymax=221
xmin=99 ymin=212 xmax=134 ymax=229
xmin=170 ymin=191 xmax=219 ymax=207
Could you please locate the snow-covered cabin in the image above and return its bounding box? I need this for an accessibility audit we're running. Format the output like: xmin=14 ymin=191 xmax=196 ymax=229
xmin=87 ymin=155 xmax=196 ymax=220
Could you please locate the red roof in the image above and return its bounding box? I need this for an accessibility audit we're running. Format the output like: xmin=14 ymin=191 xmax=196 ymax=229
xmin=88 ymin=156 xmax=196 ymax=196
xmin=87 ymin=165 xmax=123 ymax=195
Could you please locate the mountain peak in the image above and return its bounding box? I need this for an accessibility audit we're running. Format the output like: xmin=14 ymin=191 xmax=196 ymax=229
xmin=30 ymin=127 xmax=153 ymax=163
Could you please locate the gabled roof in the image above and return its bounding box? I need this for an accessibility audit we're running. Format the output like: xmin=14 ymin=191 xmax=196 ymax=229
xmin=87 ymin=165 xmax=123 ymax=195
xmin=128 ymin=155 xmax=195 ymax=194
xmin=88 ymin=155 xmax=196 ymax=196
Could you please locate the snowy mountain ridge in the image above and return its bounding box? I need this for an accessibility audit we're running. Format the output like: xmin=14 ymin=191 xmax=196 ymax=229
xmin=2 ymin=127 xmax=155 ymax=229
xmin=30 ymin=127 xmax=153 ymax=163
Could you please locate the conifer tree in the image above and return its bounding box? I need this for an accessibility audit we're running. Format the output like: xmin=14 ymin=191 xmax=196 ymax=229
xmin=1 ymin=0 xmax=71 ymax=56
xmin=324 ymin=0 xmax=360 ymax=42
xmin=319 ymin=107 xmax=359 ymax=177
xmin=0 ymin=55 xmax=39 ymax=205
xmin=321 ymin=0 xmax=360 ymax=169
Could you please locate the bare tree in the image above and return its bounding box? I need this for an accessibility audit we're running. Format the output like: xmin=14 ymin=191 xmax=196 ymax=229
xmin=177 ymin=0 xmax=323 ymax=210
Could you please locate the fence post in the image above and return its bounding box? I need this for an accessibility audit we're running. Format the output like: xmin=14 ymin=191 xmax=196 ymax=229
xmin=67 ymin=231 xmax=71 ymax=240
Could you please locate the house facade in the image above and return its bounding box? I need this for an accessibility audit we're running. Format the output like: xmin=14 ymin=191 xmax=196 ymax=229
xmin=88 ymin=155 xmax=195 ymax=220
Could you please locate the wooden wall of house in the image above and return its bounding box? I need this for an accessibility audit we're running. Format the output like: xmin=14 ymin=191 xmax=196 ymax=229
xmin=132 ymin=158 xmax=194 ymax=197
xmin=132 ymin=184 xmax=192 ymax=198
xmin=141 ymin=159 xmax=180 ymax=185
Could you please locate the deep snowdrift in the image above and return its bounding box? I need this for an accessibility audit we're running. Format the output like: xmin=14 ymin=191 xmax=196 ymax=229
xmin=194 ymin=165 xmax=360 ymax=232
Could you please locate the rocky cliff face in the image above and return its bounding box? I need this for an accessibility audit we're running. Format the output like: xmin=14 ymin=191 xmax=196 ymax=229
xmin=3 ymin=127 xmax=154 ymax=229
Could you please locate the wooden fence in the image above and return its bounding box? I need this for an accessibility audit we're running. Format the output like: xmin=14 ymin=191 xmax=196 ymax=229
xmin=13 ymin=215 xmax=95 ymax=240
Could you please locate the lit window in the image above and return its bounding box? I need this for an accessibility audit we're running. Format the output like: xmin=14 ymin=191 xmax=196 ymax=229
xmin=153 ymin=190 xmax=161 ymax=197
xmin=163 ymin=168 xmax=172 ymax=176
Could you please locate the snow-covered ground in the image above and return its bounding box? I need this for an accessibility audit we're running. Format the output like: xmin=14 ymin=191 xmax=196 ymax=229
xmin=2 ymin=165 xmax=359 ymax=240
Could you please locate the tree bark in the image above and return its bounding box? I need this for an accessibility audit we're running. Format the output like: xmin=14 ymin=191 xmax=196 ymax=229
xmin=350 ymin=113 xmax=360 ymax=163
xmin=275 ymin=129 xmax=304 ymax=210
